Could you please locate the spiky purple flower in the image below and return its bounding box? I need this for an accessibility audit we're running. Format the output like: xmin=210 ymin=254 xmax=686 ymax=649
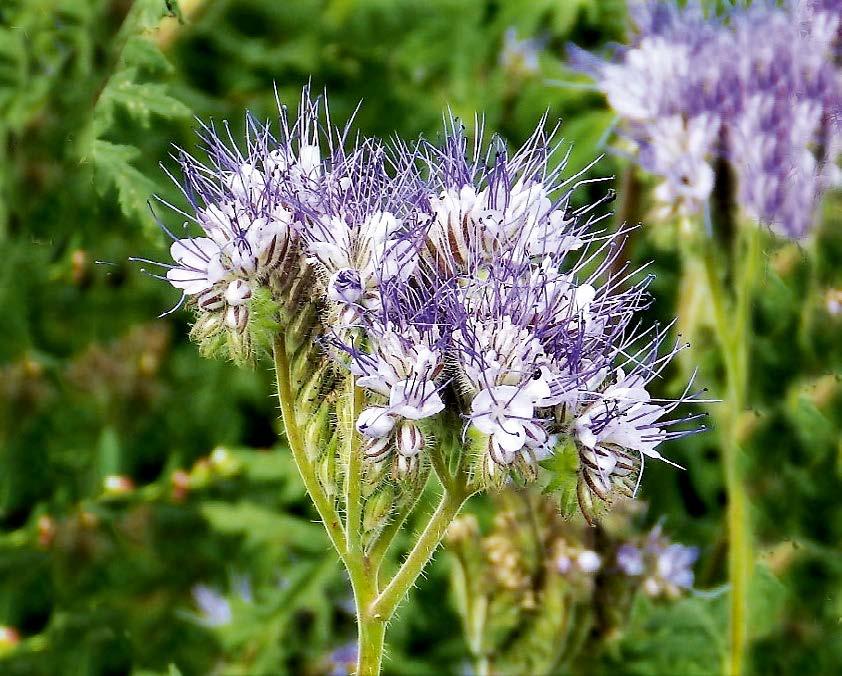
xmin=135 ymin=92 xmax=332 ymax=346
xmin=141 ymin=87 xmax=704 ymax=507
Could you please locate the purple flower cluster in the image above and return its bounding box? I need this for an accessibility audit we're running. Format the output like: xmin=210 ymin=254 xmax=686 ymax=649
xmin=616 ymin=524 xmax=699 ymax=598
xmin=147 ymin=89 xmax=703 ymax=505
xmin=572 ymin=0 xmax=841 ymax=238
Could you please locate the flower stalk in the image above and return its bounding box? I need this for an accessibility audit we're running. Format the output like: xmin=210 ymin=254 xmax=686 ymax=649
xmin=273 ymin=333 xmax=347 ymax=558
xmin=273 ymin=333 xmax=479 ymax=675
xmin=690 ymin=220 xmax=760 ymax=676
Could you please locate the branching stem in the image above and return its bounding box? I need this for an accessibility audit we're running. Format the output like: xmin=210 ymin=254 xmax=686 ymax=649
xmin=273 ymin=333 xmax=474 ymax=675
xmin=695 ymin=223 xmax=760 ymax=676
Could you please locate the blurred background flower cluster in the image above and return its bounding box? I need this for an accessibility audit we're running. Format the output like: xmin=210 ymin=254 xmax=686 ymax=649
xmin=1 ymin=0 xmax=840 ymax=674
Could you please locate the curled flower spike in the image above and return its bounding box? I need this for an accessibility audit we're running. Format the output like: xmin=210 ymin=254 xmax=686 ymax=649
xmin=421 ymin=114 xmax=591 ymax=274
xmin=331 ymin=323 xmax=444 ymax=473
xmin=280 ymin=134 xmax=426 ymax=325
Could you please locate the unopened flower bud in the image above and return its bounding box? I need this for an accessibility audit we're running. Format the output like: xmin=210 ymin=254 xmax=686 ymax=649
xmin=394 ymin=453 xmax=418 ymax=478
xmin=37 ymin=515 xmax=56 ymax=549
xmin=103 ymin=475 xmax=134 ymax=496
xmin=316 ymin=454 xmax=338 ymax=499
xmin=190 ymin=312 xmax=225 ymax=342
xmin=225 ymin=304 xmax=249 ymax=332
xmin=224 ymin=279 xmax=252 ymax=306
xmin=363 ymin=487 xmax=394 ymax=534
xmin=396 ymin=422 xmax=424 ymax=457
xmin=71 ymin=249 xmax=89 ymax=285
xmin=171 ymin=469 xmax=191 ymax=502
xmin=210 ymin=447 xmax=239 ymax=476
xmin=198 ymin=288 xmax=225 ymax=312
xmin=327 ymin=268 xmax=363 ymax=304
xmin=364 ymin=435 xmax=392 ymax=462
xmin=0 ymin=626 xmax=20 ymax=653
xmin=489 ymin=435 xmax=517 ymax=466
xmin=356 ymin=407 xmax=395 ymax=439
xmin=616 ymin=544 xmax=645 ymax=576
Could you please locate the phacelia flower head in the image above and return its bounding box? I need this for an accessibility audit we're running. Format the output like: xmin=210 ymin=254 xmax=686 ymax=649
xmin=279 ymin=130 xmax=426 ymax=326
xmin=136 ymin=93 xmax=340 ymax=362
xmin=421 ymin=115 xmax=590 ymax=274
xmin=571 ymin=0 xmax=841 ymax=238
xmin=141 ymin=87 xmax=705 ymax=520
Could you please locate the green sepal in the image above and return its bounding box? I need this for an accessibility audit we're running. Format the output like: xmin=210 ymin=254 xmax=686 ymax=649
xmin=304 ymin=400 xmax=333 ymax=461
xmin=539 ymin=435 xmax=581 ymax=518
xmin=246 ymin=287 xmax=281 ymax=356
xmin=362 ymin=486 xmax=395 ymax=538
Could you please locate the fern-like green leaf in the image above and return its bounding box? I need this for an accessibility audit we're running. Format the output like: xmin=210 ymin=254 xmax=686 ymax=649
xmin=91 ymin=139 xmax=158 ymax=226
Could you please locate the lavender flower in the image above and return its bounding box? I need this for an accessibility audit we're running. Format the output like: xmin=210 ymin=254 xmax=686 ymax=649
xmin=569 ymin=329 xmax=702 ymax=510
xmin=134 ymin=96 xmax=329 ymax=359
xmin=339 ymin=323 xmax=445 ymax=473
xmin=616 ymin=543 xmax=645 ymax=576
xmin=191 ymin=585 xmax=233 ymax=627
xmin=616 ymin=525 xmax=699 ymax=598
xmin=500 ymin=27 xmax=542 ymax=78
xmin=572 ymin=0 xmax=841 ymax=237
xmin=190 ymin=573 xmax=253 ymax=628
xmin=420 ymin=120 xmax=703 ymax=498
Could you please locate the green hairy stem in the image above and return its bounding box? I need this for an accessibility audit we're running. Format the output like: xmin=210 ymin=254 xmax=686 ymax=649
xmin=685 ymin=219 xmax=760 ymax=676
xmin=272 ymin=334 xmax=478 ymax=675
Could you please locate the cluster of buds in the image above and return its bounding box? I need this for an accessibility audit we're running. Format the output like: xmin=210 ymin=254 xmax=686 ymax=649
xmin=143 ymin=88 xmax=704 ymax=520
xmin=445 ymin=491 xmax=699 ymax=673
xmin=170 ymin=447 xmax=242 ymax=502
xmin=571 ymin=0 xmax=841 ymax=237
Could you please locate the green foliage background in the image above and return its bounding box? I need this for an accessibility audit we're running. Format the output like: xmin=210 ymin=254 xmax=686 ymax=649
xmin=0 ymin=0 xmax=839 ymax=674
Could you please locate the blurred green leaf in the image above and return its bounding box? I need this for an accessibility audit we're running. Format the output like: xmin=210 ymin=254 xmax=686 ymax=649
xmin=91 ymin=140 xmax=159 ymax=227
xmin=200 ymin=501 xmax=327 ymax=551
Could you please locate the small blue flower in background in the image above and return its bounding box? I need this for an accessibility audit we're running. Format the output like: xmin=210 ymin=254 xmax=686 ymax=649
xmin=500 ymin=27 xmax=543 ymax=78
xmin=191 ymin=585 xmax=233 ymax=627
xmin=190 ymin=574 xmax=253 ymax=627
xmin=616 ymin=525 xmax=699 ymax=599
xmin=326 ymin=641 xmax=358 ymax=676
